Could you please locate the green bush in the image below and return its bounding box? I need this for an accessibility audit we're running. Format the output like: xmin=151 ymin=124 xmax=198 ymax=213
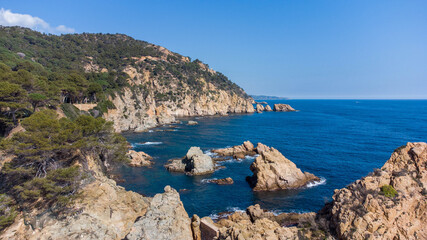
xmin=380 ymin=185 xmax=397 ymax=198
xmin=0 ymin=194 xmax=17 ymax=231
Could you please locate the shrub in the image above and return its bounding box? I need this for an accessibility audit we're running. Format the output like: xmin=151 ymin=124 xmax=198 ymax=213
xmin=380 ymin=185 xmax=397 ymax=198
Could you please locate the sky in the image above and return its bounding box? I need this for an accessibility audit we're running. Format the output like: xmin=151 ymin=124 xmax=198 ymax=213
xmin=0 ymin=0 xmax=426 ymax=99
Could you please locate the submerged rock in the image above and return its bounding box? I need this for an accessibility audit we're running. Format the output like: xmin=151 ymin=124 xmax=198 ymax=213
xmin=126 ymin=186 xmax=193 ymax=240
xmin=127 ymin=150 xmax=153 ymax=167
xmin=165 ymin=147 xmax=215 ymax=175
xmin=206 ymin=177 xmax=234 ymax=185
xmin=247 ymin=145 xmax=319 ymax=191
xmin=273 ymin=103 xmax=296 ymax=112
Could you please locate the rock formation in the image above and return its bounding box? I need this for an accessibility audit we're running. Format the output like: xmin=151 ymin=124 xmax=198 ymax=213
xmin=0 ymin=175 xmax=150 ymax=240
xmin=273 ymin=104 xmax=296 ymax=112
xmin=264 ymin=104 xmax=273 ymax=111
xmin=206 ymin=177 xmax=234 ymax=185
xmin=187 ymin=120 xmax=198 ymax=125
xmin=165 ymin=147 xmax=215 ymax=175
xmin=247 ymin=145 xmax=319 ymax=191
xmin=212 ymin=141 xmax=256 ymax=159
xmin=256 ymin=103 xmax=265 ymax=113
xmin=127 ymin=150 xmax=153 ymax=167
xmin=125 ymin=186 xmax=193 ymax=240
xmin=318 ymin=142 xmax=427 ymax=240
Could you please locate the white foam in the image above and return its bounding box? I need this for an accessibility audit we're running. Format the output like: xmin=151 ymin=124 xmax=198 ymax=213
xmin=140 ymin=141 xmax=163 ymax=145
xmin=148 ymin=130 xmax=154 ymax=133
xmin=209 ymin=207 xmax=245 ymax=221
xmin=306 ymin=177 xmax=326 ymax=188
xmin=201 ymin=178 xmax=217 ymax=183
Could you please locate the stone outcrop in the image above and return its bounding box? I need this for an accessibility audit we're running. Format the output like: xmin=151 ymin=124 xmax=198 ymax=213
xmin=206 ymin=177 xmax=234 ymax=185
xmin=273 ymin=104 xmax=296 ymax=112
xmin=165 ymin=147 xmax=215 ymax=175
xmin=212 ymin=141 xmax=256 ymax=160
xmin=319 ymin=142 xmax=427 ymax=240
xmin=256 ymin=103 xmax=265 ymax=113
xmin=264 ymin=104 xmax=273 ymax=111
xmin=125 ymin=186 xmax=193 ymax=240
xmin=247 ymin=145 xmax=319 ymax=191
xmin=0 ymin=176 xmax=150 ymax=240
xmin=127 ymin=150 xmax=153 ymax=167
xmin=215 ymin=204 xmax=324 ymax=240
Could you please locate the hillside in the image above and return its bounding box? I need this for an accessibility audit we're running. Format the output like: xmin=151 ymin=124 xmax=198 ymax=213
xmin=0 ymin=26 xmax=254 ymax=134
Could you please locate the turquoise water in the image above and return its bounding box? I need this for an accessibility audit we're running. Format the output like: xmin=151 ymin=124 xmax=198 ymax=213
xmin=119 ymin=100 xmax=427 ymax=217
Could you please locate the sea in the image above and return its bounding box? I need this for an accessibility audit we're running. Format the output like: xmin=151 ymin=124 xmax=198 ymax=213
xmin=119 ymin=100 xmax=427 ymax=218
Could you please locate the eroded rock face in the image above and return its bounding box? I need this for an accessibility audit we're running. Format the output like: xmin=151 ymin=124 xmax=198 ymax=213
xmin=247 ymin=146 xmax=319 ymax=191
xmin=264 ymin=104 xmax=273 ymax=111
xmin=125 ymin=186 xmax=193 ymax=240
xmin=0 ymin=176 xmax=150 ymax=240
xmin=127 ymin=150 xmax=153 ymax=167
xmin=165 ymin=147 xmax=214 ymax=175
xmin=321 ymin=142 xmax=427 ymax=240
xmin=273 ymin=104 xmax=296 ymax=112
xmin=256 ymin=103 xmax=265 ymax=113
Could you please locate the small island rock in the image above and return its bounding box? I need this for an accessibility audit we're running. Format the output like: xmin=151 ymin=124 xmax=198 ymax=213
xmin=264 ymin=104 xmax=273 ymax=111
xmin=127 ymin=150 xmax=153 ymax=167
xmin=256 ymin=103 xmax=265 ymax=113
xmin=187 ymin=120 xmax=198 ymax=125
xmin=207 ymin=177 xmax=234 ymax=185
xmin=247 ymin=145 xmax=319 ymax=191
xmin=165 ymin=147 xmax=214 ymax=175
xmin=273 ymin=104 xmax=296 ymax=112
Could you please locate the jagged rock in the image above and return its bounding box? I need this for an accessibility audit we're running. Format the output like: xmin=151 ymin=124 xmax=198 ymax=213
xmin=264 ymin=104 xmax=273 ymax=111
xmin=273 ymin=104 xmax=296 ymax=112
xmin=212 ymin=141 xmax=256 ymax=159
xmin=320 ymin=142 xmax=427 ymax=240
xmin=125 ymin=186 xmax=193 ymax=240
xmin=165 ymin=147 xmax=214 ymax=175
xmin=127 ymin=150 xmax=153 ymax=167
xmin=0 ymin=176 xmax=150 ymax=240
xmin=247 ymin=146 xmax=319 ymax=191
xmin=187 ymin=120 xmax=198 ymax=125
xmin=206 ymin=177 xmax=234 ymax=185
xmin=256 ymin=103 xmax=265 ymax=113
xmin=191 ymin=215 xmax=201 ymax=240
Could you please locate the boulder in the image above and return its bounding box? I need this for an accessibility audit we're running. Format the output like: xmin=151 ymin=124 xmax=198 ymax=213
xmin=126 ymin=186 xmax=193 ymax=240
xmin=187 ymin=120 xmax=198 ymax=125
xmin=264 ymin=104 xmax=273 ymax=111
xmin=206 ymin=177 xmax=234 ymax=185
xmin=256 ymin=103 xmax=265 ymax=113
xmin=127 ymin=150 xmax=153 ymax=167
xmin=247 ymin=146 xmax=319 ymax=191
xmin=165 ymin=147 xmax=215 ymax=175
xmin=273 ymin=103 xmax=296 ymax=112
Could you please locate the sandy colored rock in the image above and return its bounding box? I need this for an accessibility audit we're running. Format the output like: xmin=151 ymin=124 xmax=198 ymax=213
xmin=321 ymin=142 xmax=427 ymax=240
xmin=256 ymin=103 xmax=265 ymax=113
xmin=127 ymin=150 xmax=153 ymax=167
xmin=165 ymin=147 xmax=214 ymax=175
xmin=247 ymin=146 xmax=319 ymax=191
xmin=212 ymin=140 xmax=256 ymax=159
xmin=264 ymin=104 xmax=273 ymax=111
xmin=187 ymin=120 xmax=198 ymax=125
xmin=273 ymin=104 xmax=296 ymax=112
xmin=125 ymin=186 xmax=193 ymax=240
xmin=1 ymin=176 xmax=149 ymax=240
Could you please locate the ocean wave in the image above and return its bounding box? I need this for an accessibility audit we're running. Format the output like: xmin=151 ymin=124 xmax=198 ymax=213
xmin=132 ymin=142 xmax=163 ymax=147
xmin=306 ymin=177 xmax=326 ymax=188
xmin=201 ymin=178 xmax=217 ymax=183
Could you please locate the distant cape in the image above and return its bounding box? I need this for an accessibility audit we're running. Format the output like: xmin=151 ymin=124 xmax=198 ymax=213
xmin=250 ymin=95 xmax=289 ymax=100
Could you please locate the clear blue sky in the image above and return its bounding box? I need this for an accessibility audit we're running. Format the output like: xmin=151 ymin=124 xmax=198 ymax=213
xmin=1 ymin=0 xmax=426 ymax=99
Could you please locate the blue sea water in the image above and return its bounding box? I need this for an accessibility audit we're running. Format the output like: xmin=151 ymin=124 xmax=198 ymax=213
xmin=119 ymin=100 xmax=427 ymax=218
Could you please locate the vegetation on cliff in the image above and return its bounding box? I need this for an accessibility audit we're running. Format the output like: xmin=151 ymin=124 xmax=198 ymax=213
xmin=0 ymin=110 xmax=128 ymax=230
xmin=0 ymin=26 xmax=250 ymax=136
